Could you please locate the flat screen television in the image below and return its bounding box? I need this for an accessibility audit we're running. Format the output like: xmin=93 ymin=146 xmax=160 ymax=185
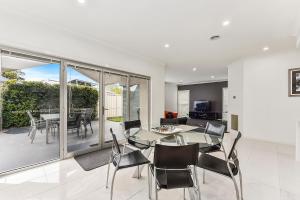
xmin=193 ymin=100 xmax=210 ymax=112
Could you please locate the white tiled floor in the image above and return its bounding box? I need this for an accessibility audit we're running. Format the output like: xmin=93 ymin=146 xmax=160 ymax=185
xmin=0 ymin=136 xmax=300 ymax=200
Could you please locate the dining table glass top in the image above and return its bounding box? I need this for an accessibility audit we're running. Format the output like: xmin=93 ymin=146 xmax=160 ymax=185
xmin=128 ymin=125 xmax=221 ymax=147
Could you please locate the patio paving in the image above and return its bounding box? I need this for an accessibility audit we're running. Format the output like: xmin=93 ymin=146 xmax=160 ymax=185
xmin=0 ymin=120 xmax=124 ymax=173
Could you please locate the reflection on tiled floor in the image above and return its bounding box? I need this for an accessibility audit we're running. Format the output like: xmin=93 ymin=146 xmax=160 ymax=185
xmin=0 ymin=120 xmax=124 ymax=173
xmin=0 ymin=135 xmax=299 ymax=200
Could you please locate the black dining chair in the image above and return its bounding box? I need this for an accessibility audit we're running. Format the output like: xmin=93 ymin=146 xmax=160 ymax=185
xmin=106 ymin=128 xmax=150 ymax=200
xmin=148 ymin=143 xmax=201 ymax=200
xmin=199 ymin=122 xmax=226 ymax=154
xmin=197 ymin=132 xmax=243 ymax=200
xmin=160 ymin=118 xmax=178 ymax=125
xmin=198 ymin=122 xmax=226 ymax=184
xmin=124 ymin=120 xmax=152 ymax=150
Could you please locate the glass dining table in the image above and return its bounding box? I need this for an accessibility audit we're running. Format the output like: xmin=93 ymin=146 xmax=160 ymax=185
xmin=128 ymin=124 xmax=222 ymax=200
xmin=129 ymin=124 xmax=221 ymax=147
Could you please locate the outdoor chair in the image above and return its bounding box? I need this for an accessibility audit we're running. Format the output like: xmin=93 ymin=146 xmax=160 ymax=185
xmin=67 ymin=113 xmax=82 ymax=136
xmin=26 ymin=111 xmax=46 ymax=144
xmin=81 ymin=108 xmax=94 ymax=138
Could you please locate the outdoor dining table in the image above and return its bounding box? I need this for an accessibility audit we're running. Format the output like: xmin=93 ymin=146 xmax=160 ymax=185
xmin=128 ymin=124 xmax=222 ymax=200
xmin=40 ymin=113 xmax=60 ymax=144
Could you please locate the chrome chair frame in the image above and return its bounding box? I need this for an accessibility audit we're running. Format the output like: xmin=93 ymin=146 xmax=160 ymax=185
xmin=148 ymin=165 xmax=201 ymax=200
xmin=201 ymin=122 xmax=226 ymax=184
xmin=148 ymin=144 xmax=202 ymax=200
xmin=199 ymin=132 xmax=243 ymax=200
xmin=106 ymin=128 xmax=150 ymax=200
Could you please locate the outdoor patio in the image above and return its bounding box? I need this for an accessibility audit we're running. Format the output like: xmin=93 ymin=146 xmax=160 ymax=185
xmin=0 ymin=120 xmax=124 ymax=173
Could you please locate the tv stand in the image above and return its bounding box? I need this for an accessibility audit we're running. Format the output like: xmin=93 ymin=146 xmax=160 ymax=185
xmin=189 ymin=111 xmax=221 ymax=120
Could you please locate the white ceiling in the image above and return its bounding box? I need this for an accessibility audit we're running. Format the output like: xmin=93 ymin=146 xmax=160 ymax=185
xmin=1 ymin=55 xmax=47 ymax=70
xmin=0 ymin=0 xmax=300 ymax=84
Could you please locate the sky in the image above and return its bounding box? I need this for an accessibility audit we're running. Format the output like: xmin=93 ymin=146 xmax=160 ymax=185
xmin=21 ymin=64 xmax=96 ymax=84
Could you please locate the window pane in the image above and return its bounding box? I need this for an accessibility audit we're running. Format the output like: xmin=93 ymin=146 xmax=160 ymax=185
xmin=0 ymin=55 xmax=60 ymax=173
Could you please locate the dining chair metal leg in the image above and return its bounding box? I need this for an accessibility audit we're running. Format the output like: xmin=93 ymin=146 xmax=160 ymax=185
xmin=137 ymin=166 xmax=140 ymax=179
xmin=110 ymin=168 xmax=118 ymax=200
xmin=106 ymin=155 xmax=112 ymax=188
xmin=148 ymin=164 xmax=152 ymax=199
xmin=202 ymin=169 xmax=205 ymax=184
xmin=30 ymin=128 xmax=37 ymax=144
xmin=28 ymin=127 xmax=32 ymax=136
xmin=227 ymin=163 xmax=240 ymax=200
xmin=183 ymin=188 xmax=185 ymax=200
xmin=238 ymin=168 xmax=244 ymax=200
xmin=194 ymin=166 xmax=201 ymax=200
xmin=122 ymin=143 xmax=126 ymax=154
xmin=232 ymin=177 xmax=240 ymax=200
xmin=154 ymin=167 xmax=158 ymax=200
xmin=89 ymin=123 xmax=93 ymax=134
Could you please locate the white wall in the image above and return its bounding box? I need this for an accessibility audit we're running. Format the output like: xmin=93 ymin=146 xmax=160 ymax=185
xmin=0 ymin=10 xmax=165 ymax=126
xmin=164 ymin=82 xmax=178 ymax=112
xmin=228 ymin=50 xmax=300 ymax=145
xmin=228 ymin=60 xmax=244 ymax=132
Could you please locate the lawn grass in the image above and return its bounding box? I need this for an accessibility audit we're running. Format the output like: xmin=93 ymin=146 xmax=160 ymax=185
xmin=107 ymin=116 xmax=124 ymax=122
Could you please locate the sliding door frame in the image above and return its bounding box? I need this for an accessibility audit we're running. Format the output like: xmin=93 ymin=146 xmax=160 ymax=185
xmin=0 ymin=45 xmax=152 ymax=174
xmin=0 ymin=49 xmax=62 ymax=175
xmin=101 ymin=71 xmax=129 ymax=149
xmin=62 ymin=61 xmax=104 ymax=158
xmin=128 ymin=75 xmax=151 ymax=131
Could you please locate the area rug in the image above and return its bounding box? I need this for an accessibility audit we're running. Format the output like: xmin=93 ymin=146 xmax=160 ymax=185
xmin=74 ymin=146 xmax=133 ymax=171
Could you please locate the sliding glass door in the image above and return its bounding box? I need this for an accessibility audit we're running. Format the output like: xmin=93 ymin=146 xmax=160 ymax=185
xmin=129 ymin=76 xmax=150 ymax=130
xmin=103 ymin=72 xmax=128 ymax=144
xmin=0 ymin=51 xmax=60 ymax=173
xmin=0 ymin=48 xmax=151 ymax=174
xmin=66 ymin=64 xmax=101 ymax=154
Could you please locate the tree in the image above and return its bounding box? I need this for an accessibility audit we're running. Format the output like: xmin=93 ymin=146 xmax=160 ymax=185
xmin=2 ymin=70 xmax=25 ymax=80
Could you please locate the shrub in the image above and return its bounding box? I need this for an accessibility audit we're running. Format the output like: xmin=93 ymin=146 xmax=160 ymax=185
xmin=1 ymin=80 xmax=98 ymax=128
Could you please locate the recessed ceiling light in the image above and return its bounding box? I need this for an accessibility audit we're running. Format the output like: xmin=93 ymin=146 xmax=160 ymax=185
xmin=222 ymin=20 xmax=231 ymax=27
xmin=164 ymin=44 xmax=170 ymax=48
xmin=262 ymin=46 xmax=269 ymax=51
xmin=192 ymin=67 xmax=197 ymax=71
xmin=210 ymin=35 xmax=220 ymax=41
xmin=179 ymin=80 xmax=183 ymax=83
xmin=210 ymin=75 xmax=215 ymax=79
xmin=78 ymin=0 xmax=85 ymax=4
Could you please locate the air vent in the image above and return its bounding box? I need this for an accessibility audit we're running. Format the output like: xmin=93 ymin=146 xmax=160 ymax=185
xmin=210 ymin=35 xmax=220 ymax=41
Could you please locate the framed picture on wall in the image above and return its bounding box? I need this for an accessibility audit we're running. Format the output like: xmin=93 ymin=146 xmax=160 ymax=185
xmin=289 ymin=68 xmax=300 ymax=97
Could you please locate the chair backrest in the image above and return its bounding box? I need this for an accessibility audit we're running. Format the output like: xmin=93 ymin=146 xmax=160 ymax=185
xmin=124 ymin=120 xmax=141 ymax=131
xmin=26 ymin=110 xmax=36 ymax=126
xmin=160 ymin=118 xmax=178 ymax=125
xmin=82 ymin=108 xmax=93 ymax=123
xmin=154 ymin=143 xmax=199 ymax=169
xmin=110 ymin=128 xmax=121 ymax=154
xmin=227 ymin=132 xmax=242 ymax=167
xmin=177 ymin=117 xmax=188 ymax=125
xmin=68 ymin=113 xmax=82 ymax=127
xmin=205 ymin=122 xmax=226 ymax=138
xmin=228 ymin=132 xmax=242 ymax=159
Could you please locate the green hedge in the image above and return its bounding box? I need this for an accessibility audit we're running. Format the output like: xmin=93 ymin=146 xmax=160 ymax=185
xmin=2 ymin=80 xmax=98 ymax=128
